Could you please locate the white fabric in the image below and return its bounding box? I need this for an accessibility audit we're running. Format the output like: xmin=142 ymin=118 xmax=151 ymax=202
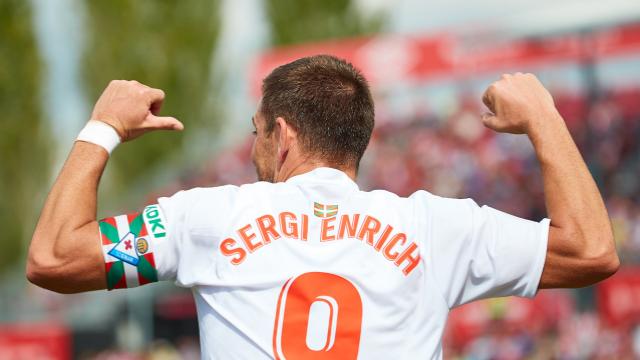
xmin=76 ymin=120 xmax=121 ymax=154
xmin=148 ymin=167 xmax=549 ymax=359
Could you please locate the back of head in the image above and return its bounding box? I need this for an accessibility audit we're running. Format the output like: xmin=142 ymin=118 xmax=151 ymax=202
xmin=261 ymin=55 xmax=375 ymax=169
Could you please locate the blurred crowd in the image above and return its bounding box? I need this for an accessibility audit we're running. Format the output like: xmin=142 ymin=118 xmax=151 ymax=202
xmin=363 ymin=86 xmax=640 ymax=266
xmin=148 ymin=86 xmax=640 ymax=359
xmin=183 ymin=86 xmax=640 ymax=262
xmin=81 ymin=339 xmax=199 ymax=360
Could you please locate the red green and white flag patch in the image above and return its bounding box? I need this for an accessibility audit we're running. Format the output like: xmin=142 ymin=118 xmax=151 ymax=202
xmin=313 ymin=202 xmax=338 ymax=218
xmin=99 ymin=204 xmax=167 ymax=290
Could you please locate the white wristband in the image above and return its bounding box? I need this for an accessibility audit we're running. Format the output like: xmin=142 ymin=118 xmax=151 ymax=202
xmin=76 ymin=120 xmax=121 ymax=154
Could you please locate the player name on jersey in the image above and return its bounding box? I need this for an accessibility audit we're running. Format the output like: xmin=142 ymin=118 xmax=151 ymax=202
xmin=219 ymin=211 xmax=421 ymax=276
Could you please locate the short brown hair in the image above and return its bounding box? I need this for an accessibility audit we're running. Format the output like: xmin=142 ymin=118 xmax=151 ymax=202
xmin=261 ymin=55 xmax=375 ymax=168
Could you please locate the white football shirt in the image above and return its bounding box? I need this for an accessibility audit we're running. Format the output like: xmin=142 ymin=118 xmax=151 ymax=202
xmin=99 ymin=167 xmax=549 ymax=359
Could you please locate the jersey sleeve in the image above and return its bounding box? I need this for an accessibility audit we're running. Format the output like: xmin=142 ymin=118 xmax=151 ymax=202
xmin=98 ymin=198 xmax=182 ymax=290
xmin=98 ymin=186 xmax=237 ymax=290
xmin=411 ymin=191 xmax=550 ymax=308
xmin=94 ymin=192 xmax=177 ymax=289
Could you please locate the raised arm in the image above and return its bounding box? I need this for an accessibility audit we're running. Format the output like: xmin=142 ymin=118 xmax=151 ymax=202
xmin=26 ymin=80 xmax=183 ymax=293
xmin=481 ymin=73 xmax=619 ymax=289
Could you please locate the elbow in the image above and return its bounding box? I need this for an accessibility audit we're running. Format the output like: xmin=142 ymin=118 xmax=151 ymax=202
xmin=25 ymin=256 xmax=40 ymax=287
xmin=26 ymin=262 xmax=77 ymax=294
xmin=595 ymin=247 xmax=620 ymax=281
xmin=580 ymin=232 xmax=620 ymax=285
xmin=543 ymin=224 xmax=619 ymax=289
xmin=26 ymin=253 xmax=56 ymax=292
xmin=26 ymin=242 xmax=74 ymax=294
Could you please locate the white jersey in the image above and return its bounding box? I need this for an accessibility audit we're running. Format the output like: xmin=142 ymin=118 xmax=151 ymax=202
xmin=99 ymin=167 xmax=549 ymax=359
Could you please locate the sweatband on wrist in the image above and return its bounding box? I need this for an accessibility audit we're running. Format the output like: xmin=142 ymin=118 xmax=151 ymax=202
xmin=76 ymin=120 xmax=121 ymax=154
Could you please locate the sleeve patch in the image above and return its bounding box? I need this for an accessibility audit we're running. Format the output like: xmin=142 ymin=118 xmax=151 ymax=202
xmin=99 ymin=204 xmax=166 ymax=290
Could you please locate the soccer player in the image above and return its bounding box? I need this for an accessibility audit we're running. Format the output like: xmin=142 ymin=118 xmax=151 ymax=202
xmin=27 ymin=55 xmax=618 ymax=359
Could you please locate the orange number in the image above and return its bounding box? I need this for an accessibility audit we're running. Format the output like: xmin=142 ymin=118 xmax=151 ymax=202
xmin=273 ymin=272 xmax=363 ymax=359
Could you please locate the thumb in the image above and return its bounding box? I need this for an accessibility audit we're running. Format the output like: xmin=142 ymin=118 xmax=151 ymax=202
xmin=145 ymin=114 xmax=184 ymax=131
xmin=481 ymin=112 xmax=500 ymax=130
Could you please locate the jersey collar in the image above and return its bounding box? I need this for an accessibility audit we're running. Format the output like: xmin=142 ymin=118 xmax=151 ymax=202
xmin=285 ymin=167 xmax=359 ymax=192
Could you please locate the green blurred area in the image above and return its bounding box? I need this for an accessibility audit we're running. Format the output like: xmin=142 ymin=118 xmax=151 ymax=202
xmin=0 ymin=0 xmax=51 ymax=273
xmin=84 ymin=0 xmax=221 ymax=212
xmin=0 ymin=0 xmax=380 ymax=277
xmin=267 ymin=0 xmax=383 ymax=45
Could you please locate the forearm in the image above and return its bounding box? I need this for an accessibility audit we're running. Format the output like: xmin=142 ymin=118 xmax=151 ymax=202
xmin=27 ymin=80 xmax=181 ymax=293
xmin=27 ymin=142 xmax=108 ymax=291
xmin=530 ymin=111 xmax=618 ymax=285
xmin=38 ymin=142 xmax=107 ymax=233
xmin=530 ymin=112 xmax=609 ymax=244
xmin=480 ymin=72 xmax=618 ymax=288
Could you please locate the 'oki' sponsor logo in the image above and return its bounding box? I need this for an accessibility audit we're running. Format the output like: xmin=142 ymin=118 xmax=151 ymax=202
xmin=144 ymin=205 xmax=166 ymax=238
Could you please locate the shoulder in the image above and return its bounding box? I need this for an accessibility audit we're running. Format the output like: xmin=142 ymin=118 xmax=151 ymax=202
xmin=158 ymin=184 xmax=241 ymax=208
xmin=161 ymin=180 xmax=294 ymax=198
xmin=406 ymin=190 xmax=480 ymax=232
xmin=157 ymin=181 xmax=297 ymax=215
xmin=408 ymin=190 xmax=478 ymax=211
xmin=237 ymin=180 xmax=292 ymax=193
xmin=354 ymin=188 xmax=476 ymax=211
xmin=354 ymin=188 xmax=410 ymax=203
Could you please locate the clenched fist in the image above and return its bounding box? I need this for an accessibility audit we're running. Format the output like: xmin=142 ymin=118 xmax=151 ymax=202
xmin=481 ymin=73 xmax=560 ymax=134
xmin=90 ymin=80 xmax=184 ymax=141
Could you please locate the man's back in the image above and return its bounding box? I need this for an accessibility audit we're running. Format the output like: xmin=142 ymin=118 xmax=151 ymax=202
xmin=27 ymin=62 xmax=618 ymax=359
xmin=148 ymin=167 xmax=547 ymax=359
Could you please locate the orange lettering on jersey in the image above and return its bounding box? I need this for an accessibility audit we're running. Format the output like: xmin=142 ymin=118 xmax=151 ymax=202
xmin=219 ymin=237 xmax=247 ymax=265
xmin=374 ymin=224 xmax=394 ymax=251
xmin=383 ymin=233 xmax=407 ymax=261
xmin=338 ymin=214 xmax=360 ymax=239
xmin=357 ymin=215 xmax=381 ymax=245
xmin=279 ymin=212 xmax=299 ymax=239
xmin=395 ymin=242 xmax=421 ymax=275
xmin=320 ymin=216 xmax=337 ymax=242
xmin=221 ymin=211 xmax=421 ymax=277
xmin=238 ymin=224 xmax=263 ymax=253
xmin=301 ymin=214 xmax=309 ymax=241
xmin=257 ymin=214 xmax=281 ymax=244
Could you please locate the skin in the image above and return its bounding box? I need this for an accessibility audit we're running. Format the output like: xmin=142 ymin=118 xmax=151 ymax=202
xmin=250 ymin=102 xmax=356 ymax=183
xmin=26 ymin=80 xmax=183 ymax=293
xmin=27 ymin=73 xmax=618 ymax=293
xmin=481 ymin=73 xmax=618 ymax=287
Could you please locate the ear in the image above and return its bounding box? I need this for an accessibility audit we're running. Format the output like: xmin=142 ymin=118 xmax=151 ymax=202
xmin=275 ymin=117 xmax=296 ymax=170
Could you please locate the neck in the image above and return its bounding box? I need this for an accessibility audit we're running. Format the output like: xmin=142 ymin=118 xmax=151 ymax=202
xmin=275 ymin=157 xmax=356 ymax=182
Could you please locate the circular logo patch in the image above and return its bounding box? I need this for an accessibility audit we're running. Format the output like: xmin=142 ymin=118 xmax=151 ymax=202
xmin=136 ymin=238 xmax=149 ymax=254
